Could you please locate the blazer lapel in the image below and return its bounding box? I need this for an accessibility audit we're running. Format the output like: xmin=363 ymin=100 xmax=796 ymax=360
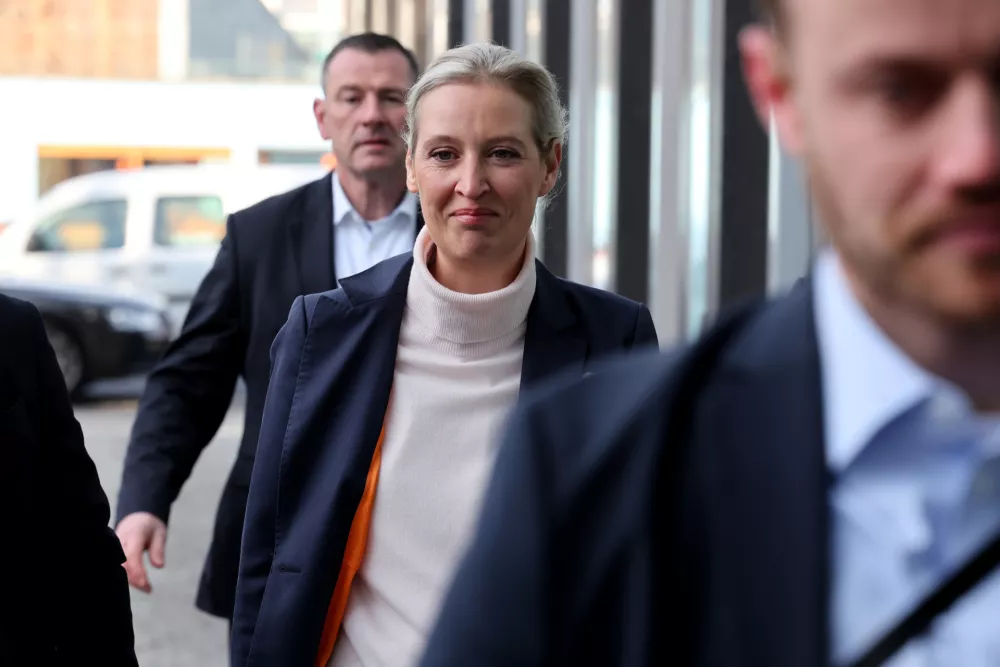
xmin=520 ymin=261 xmax=587 ymax=389
xmin=707 ymin=280 xmax=829 ymax=667
xmin=289 ymin=172 xmax=336 ymax=295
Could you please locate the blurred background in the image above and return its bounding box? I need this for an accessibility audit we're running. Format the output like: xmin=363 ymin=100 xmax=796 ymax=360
xmin=0 ymin=0 xmax=822 ymax=664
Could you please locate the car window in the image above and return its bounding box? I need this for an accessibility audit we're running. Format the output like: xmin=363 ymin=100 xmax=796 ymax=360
xmin=29 ymin=200 xmax=128 ymax=252
xmin=154 ymin=196 xmax=226 ymax=247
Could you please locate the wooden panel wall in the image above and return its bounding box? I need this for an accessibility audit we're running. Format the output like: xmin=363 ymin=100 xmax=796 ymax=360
xmin=0 ymin=0 xmax=159 ymax=78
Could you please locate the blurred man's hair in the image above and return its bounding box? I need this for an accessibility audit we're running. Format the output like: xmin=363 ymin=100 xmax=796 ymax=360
xmin=321 ymin=33 xmax=421 ymax=91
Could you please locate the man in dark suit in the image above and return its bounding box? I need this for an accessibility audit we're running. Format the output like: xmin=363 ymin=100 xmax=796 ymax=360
xmin=0 ymin=294 xmax=138 ymax=666
xmin=115 ymin=32 xmax=423 ymax=623
xmin=419 ymin=0 xmax=1000 ymax=665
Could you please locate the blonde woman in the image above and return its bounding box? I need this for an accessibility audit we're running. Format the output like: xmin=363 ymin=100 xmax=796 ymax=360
xmin=232 ymin=42 xmax=658 ymax=667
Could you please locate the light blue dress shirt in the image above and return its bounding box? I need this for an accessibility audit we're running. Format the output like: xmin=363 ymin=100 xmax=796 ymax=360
xmin=332 ymin=171 xmax=418 ymax=283
xmin=813 ymin=250 xmax=1000 ymax=666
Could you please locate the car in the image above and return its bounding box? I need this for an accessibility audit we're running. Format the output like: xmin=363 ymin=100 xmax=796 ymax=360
xmin=0 ymin=278 xmax=172 ymax=397
xmin=0 ymin=163 xmax=328 ymax=335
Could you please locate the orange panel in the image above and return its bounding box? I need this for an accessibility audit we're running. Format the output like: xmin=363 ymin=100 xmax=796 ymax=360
xmin=39 ymin=146 xmax=232 ymax=161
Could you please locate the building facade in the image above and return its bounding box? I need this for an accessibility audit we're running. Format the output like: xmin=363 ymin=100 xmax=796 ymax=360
xmin=0 ymin=0 xmax=820 ymax=339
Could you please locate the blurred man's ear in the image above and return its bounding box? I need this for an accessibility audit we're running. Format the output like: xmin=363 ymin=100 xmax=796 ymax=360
xmin=738 ymin=25 xmax=804 ymax=155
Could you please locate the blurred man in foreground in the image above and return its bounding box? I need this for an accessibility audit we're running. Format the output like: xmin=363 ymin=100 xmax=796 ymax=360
xmin=0 ymin=294 xmax=137 ymax=665
xmin=420 ymin=0 xmax=1000 ymax=665
xmin=115 ymin=32 xmax=423 ymax=624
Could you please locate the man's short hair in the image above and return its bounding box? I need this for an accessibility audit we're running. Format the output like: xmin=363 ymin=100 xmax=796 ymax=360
xmin=321 ymin=32 xmax=421 ymax=91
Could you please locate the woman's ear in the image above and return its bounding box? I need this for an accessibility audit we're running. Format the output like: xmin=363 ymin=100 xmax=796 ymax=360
xmin=539 ymin=141 xmax=562 ymax=196
xmin=406 ymin=150 xmax=418 ymax=193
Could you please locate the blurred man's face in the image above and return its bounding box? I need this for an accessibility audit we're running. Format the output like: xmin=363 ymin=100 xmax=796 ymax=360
xmin=314 ymin=48 xmax=414 ymax=178
xmin=742 ymin=0 xmax=1000 ymax=329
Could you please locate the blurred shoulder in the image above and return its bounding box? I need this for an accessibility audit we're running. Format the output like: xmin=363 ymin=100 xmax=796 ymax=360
xmin=0 ymin=294 xmax=45 ymax=402
xmin=0 ymin=293 xmax=42 ymax=348
xmin=519 ymin=347 xmax=680 ymax=422
xmin=512 ymin=347 xmax=682 ymax=468
xmin=508 ymin=291 xmax=769 ymax=490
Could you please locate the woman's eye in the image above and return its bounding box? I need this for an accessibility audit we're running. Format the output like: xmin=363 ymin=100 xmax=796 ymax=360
xmin=491 ymin=149 xmax=520 ymax=160
xmin=431 ymin=150 xmax=457 ymax=162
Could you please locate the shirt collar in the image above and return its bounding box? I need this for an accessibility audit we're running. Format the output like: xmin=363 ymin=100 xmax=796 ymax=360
xmin=813 ymin=249 xmax=937 ymax=472
xmin=331 ymin=170 xmax=418 ymax=226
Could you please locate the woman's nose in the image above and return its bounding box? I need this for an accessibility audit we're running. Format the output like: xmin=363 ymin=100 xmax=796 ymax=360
xmin=455 ymin=160 xmax=490 ymax=199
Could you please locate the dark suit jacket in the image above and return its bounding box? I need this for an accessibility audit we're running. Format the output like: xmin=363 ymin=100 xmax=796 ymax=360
xmin=0 ymin=294 xmax=138 ymax=666
xmin=419 ymin=280 xmax=832 ymax=667
xmin=116 ymin=173 xmax=423 ymax=618
xmin=231 ymin=253 xmax=659 ymax=667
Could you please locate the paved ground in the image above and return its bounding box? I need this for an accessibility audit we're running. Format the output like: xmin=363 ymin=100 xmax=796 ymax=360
xmin=78 ymin=379 xmax=243 ymax=667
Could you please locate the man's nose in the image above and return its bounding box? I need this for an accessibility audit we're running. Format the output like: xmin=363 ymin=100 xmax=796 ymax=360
xmin=935 ymin=79 xmax=1000 ymax=191
xmin=358 ymin=93 xmax=387 ymax=125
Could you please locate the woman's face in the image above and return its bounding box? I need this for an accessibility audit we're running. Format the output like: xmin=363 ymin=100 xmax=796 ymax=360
xmin=406 ymin=82 xmax=561 ymax=272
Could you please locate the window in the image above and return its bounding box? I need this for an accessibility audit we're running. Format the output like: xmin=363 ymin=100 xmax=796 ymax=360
xmin=29 ymin=200 xmax=128 ymax=252
xmin=154 ymin=196 xmax=226 ymax=247
xmin=258 ymin=149 xmax=328 ymax=165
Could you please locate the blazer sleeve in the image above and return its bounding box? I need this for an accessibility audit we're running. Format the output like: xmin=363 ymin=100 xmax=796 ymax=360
xmin=231 ymin=295 xmax=309 ymax=667
xmin=24 ymin=302 xmax=139 ymax=666
xmin=418 ymin=399 xmax=552 ymax=667
xmin=116 ymin=214 xmax=245 ymax=524
xmin=630 ymin=304 xmax=659 ymax=350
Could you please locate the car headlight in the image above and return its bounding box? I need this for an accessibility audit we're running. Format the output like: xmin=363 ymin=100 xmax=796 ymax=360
xmin=106 ymin=307 xmax=168 ymax=337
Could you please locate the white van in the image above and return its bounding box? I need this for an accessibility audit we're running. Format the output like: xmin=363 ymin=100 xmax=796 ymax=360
xmin=0 ymin=163 xmax=328 ymax=334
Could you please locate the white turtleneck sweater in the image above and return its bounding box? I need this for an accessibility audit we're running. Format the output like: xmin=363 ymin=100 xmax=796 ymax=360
xmin=329 ymin=228 xmax=538 ymax=667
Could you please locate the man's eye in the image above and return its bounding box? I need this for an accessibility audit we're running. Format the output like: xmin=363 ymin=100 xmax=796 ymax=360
xmin=872 ymin=71 xmax=944 ymax=117
xmin=881 ymin=80 xmax=929 ymax=106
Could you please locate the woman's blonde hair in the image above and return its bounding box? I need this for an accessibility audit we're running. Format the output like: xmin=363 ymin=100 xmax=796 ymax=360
xmin=404 ymin=42 xmax=568 ymax=166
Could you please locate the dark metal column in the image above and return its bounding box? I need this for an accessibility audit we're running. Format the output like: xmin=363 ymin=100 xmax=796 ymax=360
xmin=613 ymin=0 xmax=654 ymax=303
xmin=448 ymin=0 xmax=465 ymax=47
xmin=386 ymin=0 xmax=397 ymax=35
xmin=491 ymin=0 xmax=511 ymax=46
xmin=412 ymin=0 xmax=430 ymax=68
xmin=541 ymin=0 xmax=570 ymax=277
xmin=717 ymin=0 xmax=769 ymax=309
